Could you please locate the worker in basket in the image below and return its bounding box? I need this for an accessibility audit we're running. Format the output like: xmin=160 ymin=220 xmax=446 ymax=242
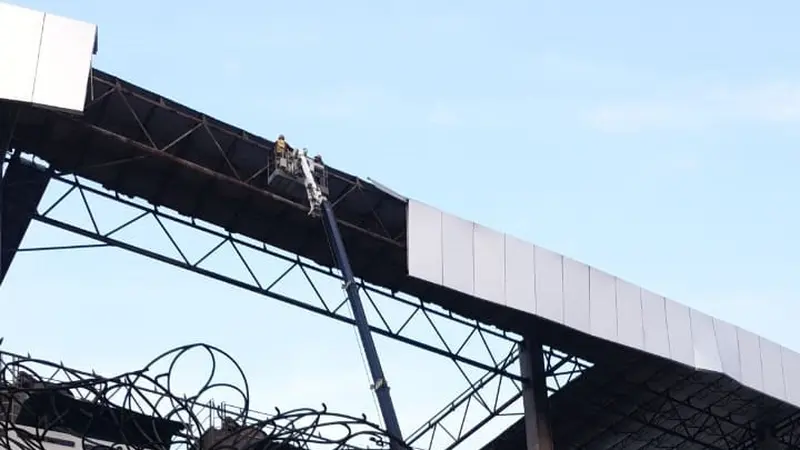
xmin=275 ymin=134 xmax=289 ymax=157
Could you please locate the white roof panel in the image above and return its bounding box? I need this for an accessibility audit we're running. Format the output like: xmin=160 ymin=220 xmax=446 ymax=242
xmin=406 ymin=198 xmax=799 ymax=408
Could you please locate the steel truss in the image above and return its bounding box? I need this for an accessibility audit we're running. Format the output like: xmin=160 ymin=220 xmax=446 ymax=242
xmin=1 ymin=150 xmax=593 ymax=450
xmin=572 ymin=359 xmax=800 ymax=450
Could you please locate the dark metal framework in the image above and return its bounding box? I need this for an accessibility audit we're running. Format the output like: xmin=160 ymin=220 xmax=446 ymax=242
xmin=1 ymin=151 xmax=591 ymax=450
xmin=4 ymin=69 xmax=799 ymax=450
xmin=0 ymin=343 xmax=410 ymax=450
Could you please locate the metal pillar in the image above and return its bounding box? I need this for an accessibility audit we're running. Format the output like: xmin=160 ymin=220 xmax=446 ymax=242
xmin=0 ymin=110 xmax=14 ymax=283
xmin=0 ymin=152 xmax=4 ymax=282
xmin=520 ymin=336 xmax=554 ymax=450
xmin=319 ymin=200 xmax=404 ymax=449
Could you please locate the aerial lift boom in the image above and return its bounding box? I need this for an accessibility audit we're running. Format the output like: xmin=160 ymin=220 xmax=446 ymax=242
xmin=293 ymin=149 xmax=405 ymax=449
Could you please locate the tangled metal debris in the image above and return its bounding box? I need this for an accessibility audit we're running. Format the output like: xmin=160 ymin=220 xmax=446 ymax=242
xmin=0 ymin=343 xmax=405 ymax=450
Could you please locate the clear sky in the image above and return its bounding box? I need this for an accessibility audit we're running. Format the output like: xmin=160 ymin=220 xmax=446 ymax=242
xmin=2 ymin=0 xmax=800 ymax=449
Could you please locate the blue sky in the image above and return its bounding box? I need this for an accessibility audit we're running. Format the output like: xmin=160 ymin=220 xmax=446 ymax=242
xmin=3 ymin=0 xmax=800 ymax=448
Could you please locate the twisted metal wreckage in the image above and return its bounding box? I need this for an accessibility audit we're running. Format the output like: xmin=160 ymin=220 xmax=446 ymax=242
xmin=0 ymin=343 xmax=405 ymax=450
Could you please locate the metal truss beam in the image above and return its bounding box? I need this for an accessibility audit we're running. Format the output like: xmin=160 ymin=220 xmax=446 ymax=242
xmin=18 ymin=162 xmax=517 ymax=379
xmin=404 ymin=345 xmax=590 ymax=450
xmin=4 ymin=151 xmax=601 ymax=450
xmin=579 ymin=361 xmax=766 ymax=450
xmin=70 ymin=73 xmax=403 ymax=246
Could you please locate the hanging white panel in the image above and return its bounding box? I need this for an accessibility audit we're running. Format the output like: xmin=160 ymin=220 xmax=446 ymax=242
xmin=0 ymin=3 xmax=45 ymax=103
xmin=406 ymin=201 xmax=443 ymax=284
xmin=32 ymin=12 xmax=98 ymax=113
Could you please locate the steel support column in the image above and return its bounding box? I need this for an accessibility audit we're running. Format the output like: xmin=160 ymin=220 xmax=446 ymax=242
xmin=520 ymin=337 xmax=553 ymax=450
xmin=0 ymin=108 xmax=16 ymax=285
xmin=0 ymin=156 xmax=51 ymax=285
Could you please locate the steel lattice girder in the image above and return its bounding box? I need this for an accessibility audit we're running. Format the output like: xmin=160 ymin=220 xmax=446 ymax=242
xmin=1 ymin=154 xmax=594 ymax=450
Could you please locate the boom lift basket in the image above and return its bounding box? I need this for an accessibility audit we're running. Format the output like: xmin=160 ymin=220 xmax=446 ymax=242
xmin=268 ymin=147 xmax=329 ymax=197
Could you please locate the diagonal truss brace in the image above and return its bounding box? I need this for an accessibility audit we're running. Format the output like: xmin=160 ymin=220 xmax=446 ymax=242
xmin=3 ymin=154 xmax=598 ymax=450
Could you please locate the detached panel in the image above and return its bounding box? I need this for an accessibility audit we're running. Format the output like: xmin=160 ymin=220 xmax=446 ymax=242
xmin=473 ymin=225 xmax=505 ymax=306
xmin=32 ymin=13 xmax=97 ymax=113
xmin=441 ymin=213 xmax=474 ymax=296
xmin=0 ymin=3 xmax=44 ymax=103
xmin=406 ymin=201 xmax=443 ymax=284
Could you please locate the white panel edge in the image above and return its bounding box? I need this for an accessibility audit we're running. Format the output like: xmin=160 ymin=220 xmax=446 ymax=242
xmin=406 ymin=200 xmax=443 ymax=285
xmin=402 ymin=200 xmax=800 ymax=409
xmin=32 ymin=12 xmax=98 ymax=114
xmin=0 ymin=3 xmax=45 ymax=104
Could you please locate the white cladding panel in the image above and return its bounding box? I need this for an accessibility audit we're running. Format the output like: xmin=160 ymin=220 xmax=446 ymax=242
xmin=563 ymin=257 xmax=590 ymax=333
xmin=589 ymin=268 xmax=617 ymax=342
xmin=504 ymin=235 xmax=535 ymax=313
xmin=0 ymin=3 xmax=44 ymax=103
xmin=405 ymin=199 xmax=800 ymax=409
xmin=714 ymin=318 xmax=742 ymax=381
xmin=616 ymin=279 xmax=644 ymax=350
xmin=473 ymin=224 xmax=505 ymax=305
xmin=534 ymin=246 xmax=563 ymax=324
xmin=641 ymin=289 xmax=670 ymax=359
xmin=406 ymin=201 xmax=443 ymax=284
xmin=738 ymin=328 xmax=764 ymax=391
xmin=689 ymin=310 xmax=723 ymax=372
xmin=0 ymin=2 xmax=97 ymax=113
xmin=33 ymin=13 xmax=97 ymax=113
xmin=665 ymin=299 xmax=694 ymax=367
xmin=441 ymin=213 xmax=474 ymax=295
xmin=783 ymin=347 xmax=800 ymax=406
xmin=760 ymin=337 xmax=787 ymax=400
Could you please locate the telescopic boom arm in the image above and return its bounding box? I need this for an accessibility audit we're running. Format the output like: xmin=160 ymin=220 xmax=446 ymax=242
xmin=297 ymin=149 xmax=405 ymax=449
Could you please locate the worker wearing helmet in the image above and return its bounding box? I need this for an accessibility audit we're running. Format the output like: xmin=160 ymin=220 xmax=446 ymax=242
xmin=275 ymin=134 xmax=287 ymax=157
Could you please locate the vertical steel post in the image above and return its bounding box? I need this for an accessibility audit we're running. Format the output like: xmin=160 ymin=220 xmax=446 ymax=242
xmin=0 ymin=112 xmax=14 ymax=283
xmin=520 ymin=337 xmax=554 ymax=450
xmin=319 ymin=200 xmax=404 ymax=449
